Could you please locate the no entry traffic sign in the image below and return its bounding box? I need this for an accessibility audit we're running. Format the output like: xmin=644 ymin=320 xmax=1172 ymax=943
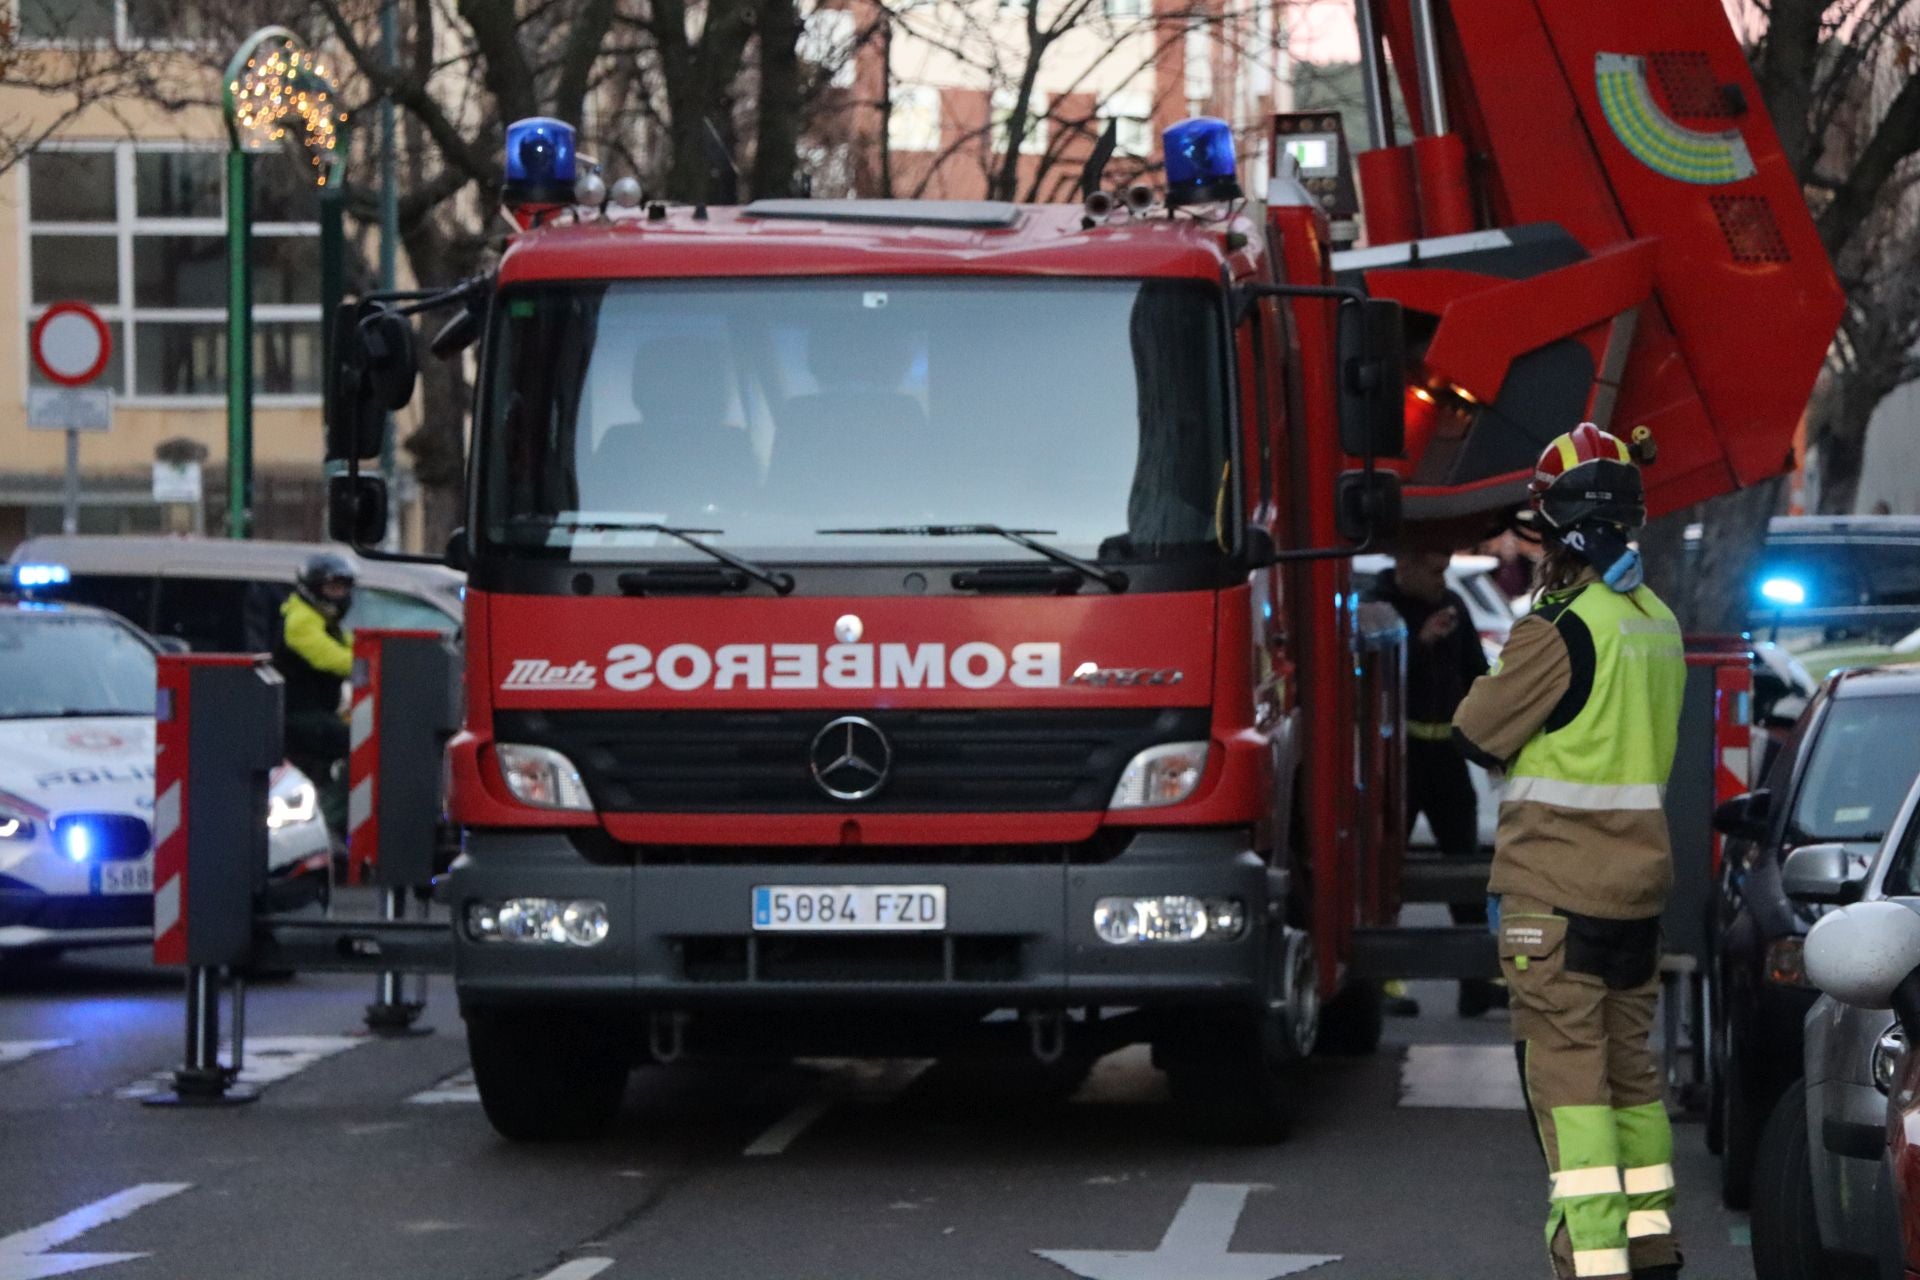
xmin=31 ymin=301 xmax=112 ymax=387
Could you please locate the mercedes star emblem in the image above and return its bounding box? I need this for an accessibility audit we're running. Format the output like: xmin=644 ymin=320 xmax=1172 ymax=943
xmin=809 ymin=715 xmax=892 ymax=801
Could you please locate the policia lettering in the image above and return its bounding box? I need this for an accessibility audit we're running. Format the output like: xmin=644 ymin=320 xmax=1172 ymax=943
xmin=1454 ymin=424 xmax=1685 ymax=1280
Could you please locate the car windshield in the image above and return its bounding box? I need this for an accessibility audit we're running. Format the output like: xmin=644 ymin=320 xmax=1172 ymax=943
xmin=1787 ymin=692 xmax=1920 ymax=844
xmin=0 ymin=612 xmax=154 ymax=719
xmin=477 ymin=276 xmax=1233 ymax=565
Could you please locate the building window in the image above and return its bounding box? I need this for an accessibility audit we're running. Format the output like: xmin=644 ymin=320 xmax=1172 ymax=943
xmin=24 ymin=143 xmax=324 ymax=402
xmin=1184 ymin=20 xmax=1213 ymax=106
xmin=1104 ymin=90 xmax=1155 ymax=157
xmin=1102 ymin=0 xmax=1146 ymax=20
xmin=992 ymin=89 xmax=1050 ymax=156
xmin=889 ymin=84 xmax=943 ymax=152
xmin=799 ymin=7 xmax=857 ymax=91
xmin=20 ymin=0 xmax=285 ymax=45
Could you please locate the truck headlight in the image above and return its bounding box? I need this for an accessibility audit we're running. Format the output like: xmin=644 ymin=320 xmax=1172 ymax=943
xmin=495 ymin=743 xmax=593 ymax=811
xmin=266 ymin=776 xmax=318 ymax=830
xmin=467 ymin=897 xmax=610 ymax=946
xmin=1874 ymin=1025 xmax=1906 ymax=1095
xmin=1092 ymin=895 xmax=1245 ymax=944
xmin=1109 ymin=742 xmax=1210 ymax=809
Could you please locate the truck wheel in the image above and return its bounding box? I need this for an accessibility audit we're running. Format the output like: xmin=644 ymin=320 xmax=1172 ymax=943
xmin=1751 ymin=1079 xmax=1832 ymax=1280
xmin=466 ymin=1009 xmax=630 ymax=1142
xmin=1164 ymin=1017 xmax=1298 ymax=1144
xmin=1315 ymin=979 xmax=1384 ymax=1056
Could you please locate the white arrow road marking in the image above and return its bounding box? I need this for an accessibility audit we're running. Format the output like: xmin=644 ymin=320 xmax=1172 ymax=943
xmin=408 ymin=1069 xmax=479 ymax=1105
xmin=0 ymin=1041 xmax=74 ymax=1069
xmin=742 ymin=1058 xmax=932 ymax=1156
xmin=1036 ymin=1183 xmax=1339 ymax=1280
xmin=0 ymin=1182 xmax=189 ymax=1280
xmin=536 ymin=1259 xmax=614 ymax=1280
xmin=1398 ymin=1044 xmax=1524 ymax=1110
xmin=116 ymin=1035 xmax=362 ymax=1099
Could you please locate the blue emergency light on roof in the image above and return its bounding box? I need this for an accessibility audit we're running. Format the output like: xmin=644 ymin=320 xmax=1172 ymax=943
xmin=1759 ymin=576 xmax=1807 ymax=607
xmin=12 ymin=563 xmax=69 ymax=589
xmin=504 ymin=117 xmax=577 ymax=205
xmin=1162 ymin=117 xmax=1242 ymax=208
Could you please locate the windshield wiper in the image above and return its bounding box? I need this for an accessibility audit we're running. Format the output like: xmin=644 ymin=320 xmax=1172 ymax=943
xmin=818 ymin=524 xmax=1128 ymax=593
xmin=511 ymin=519 xmax=794 ymax=595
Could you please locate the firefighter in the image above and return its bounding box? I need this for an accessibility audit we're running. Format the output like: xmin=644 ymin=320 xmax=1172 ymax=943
xmin=1452 ymin=424 xmax=1685 ymax=1280
xmin=1368 ymin=549 xmax=1504 ymax=1017
xmin=273 ymin=552 xmax=356 ymax=841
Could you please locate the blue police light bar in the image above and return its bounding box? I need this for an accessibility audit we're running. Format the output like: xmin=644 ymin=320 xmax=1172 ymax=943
xmin=12 ymin=563 xmax=69 ymax=589
xmin=63 ymin=821 xmax=92 ymax=863
xmin=504 ymin=117 xmax=577 ymax=204
xmin=1758 ymin=576 xmax=1807 ymax=607
xmin=1163 ymin=117 xmax=1242 ymax=208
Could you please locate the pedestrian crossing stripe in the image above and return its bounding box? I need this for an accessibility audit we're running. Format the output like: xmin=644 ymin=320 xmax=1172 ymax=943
xmin=1398 ymin=1044 xmax=1525 ymax=1110
xmin=0 ymin=1039 xmax=74 ymax=1069
xmin=117 ymin=1035 xmax=364 ymax=1099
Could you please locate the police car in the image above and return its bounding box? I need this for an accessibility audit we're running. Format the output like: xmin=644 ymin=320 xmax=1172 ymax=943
xmin=0 ymin=581 xmax=332 ymax=954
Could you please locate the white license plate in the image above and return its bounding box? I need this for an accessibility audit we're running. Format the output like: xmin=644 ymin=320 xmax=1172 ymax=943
xmin=751 ymin=885 xmax=946 ymax=932
xmin=94 ymin=861 xmax=152 ymax=895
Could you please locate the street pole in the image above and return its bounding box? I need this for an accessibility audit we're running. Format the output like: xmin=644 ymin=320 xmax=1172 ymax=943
xmin=225 ymin=147 xmax=254 ymax=539
xmin=62 ymin=428 xmax=79 ymax=535
xmin=224 ymin=26 xmax=347 ymax=543
xmin=378 ymin=0 xmax=400 ymax=547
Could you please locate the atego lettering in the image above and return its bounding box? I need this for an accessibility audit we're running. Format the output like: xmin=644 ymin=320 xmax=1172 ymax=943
xmin=588 ymin=642 xmax=1062 ymax=692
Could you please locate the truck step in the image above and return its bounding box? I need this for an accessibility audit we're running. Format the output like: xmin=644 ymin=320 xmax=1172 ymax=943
xmin=1400 ymin=854 xmax=1493 ymax=905
xmin=1349 ymin=925 xmax=1498 ymax=980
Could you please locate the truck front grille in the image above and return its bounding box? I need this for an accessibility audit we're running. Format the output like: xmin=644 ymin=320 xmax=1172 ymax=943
xmin=497 ymin=706 xmax=1209 ymax=814
xmin=678 ymin=934 xmax=1024 ymax=983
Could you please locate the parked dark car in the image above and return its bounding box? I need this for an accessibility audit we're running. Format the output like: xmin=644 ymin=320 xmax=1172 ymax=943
xmin=1686 ymin=515 xmax=1920 ymax=646
xmin=1707 ymin=663 xmax=1920 ymax=1209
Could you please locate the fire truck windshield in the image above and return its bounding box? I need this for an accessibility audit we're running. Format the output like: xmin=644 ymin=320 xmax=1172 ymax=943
xmin=477 ymin=276 xmax=1232 ymax=565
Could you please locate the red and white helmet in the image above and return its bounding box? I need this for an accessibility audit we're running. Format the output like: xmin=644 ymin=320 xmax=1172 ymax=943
xmin=1527 ymin=422 xmax=1646 ymax=531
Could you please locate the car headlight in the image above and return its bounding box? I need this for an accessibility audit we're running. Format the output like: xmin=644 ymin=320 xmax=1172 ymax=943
xmin=0 ymin=809 xmax=34 ymax=841
xmin=1874 ymin=1025 xmax=1907 ymax=1095
xmin=1109 ymin=741 xmax=1210 ymax=809
xmin=495 ymin=743 xmax=593 ymax=811
xmin=266 ymin=775 xmax=319 ymax=830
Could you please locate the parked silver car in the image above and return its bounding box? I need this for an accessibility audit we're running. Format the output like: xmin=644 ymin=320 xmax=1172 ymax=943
xmin=1750 ymin=770 xmax=1920 ymax=1278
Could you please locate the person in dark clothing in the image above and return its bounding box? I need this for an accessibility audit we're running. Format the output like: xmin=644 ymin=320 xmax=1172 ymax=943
xmin=1370 ymin=550 xmax=1506 ymax=1017
xmin=271 ymin=553 xmax=356 ymax=842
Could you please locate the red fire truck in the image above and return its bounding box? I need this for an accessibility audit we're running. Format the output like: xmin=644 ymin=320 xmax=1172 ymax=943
xmin=326 ymin=0 xmax=1841 ymax=1141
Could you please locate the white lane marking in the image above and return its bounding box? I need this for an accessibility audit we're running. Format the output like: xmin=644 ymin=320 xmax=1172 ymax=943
xmin=1398 ymin=1044 xmax=1525 ymax=1110
xmin=408 ymin=1069 xmax=478 ymax=1105
xmin=116 ymin=1035 xmax=362 ymax=1100
xmin=743 ymin=1058 xmax=932 ymax=1157
xmin=1036 ymin=1183 xmax=1339 ymax=1279
xmin=744 ymin=1098 xmax=833 ymax=1157
xmin=0 ymin=1041 xmax=74 ymax=1069
xmin=536 ymin=1261 xmax=614 ymax=1280
xmin=0 ymin=1182 xmax=189 ymax=1280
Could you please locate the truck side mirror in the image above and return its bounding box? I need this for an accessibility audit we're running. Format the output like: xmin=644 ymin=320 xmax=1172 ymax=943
xmin=328 ymin=473 xmax=389 ymax=547
xmin=1781 ymin=842 xmax=1868 ymax=906
xmin=1338 ymin=298 xmax=1406 ymax=459
xmin=1334 ymin=470 xmax=1402 ymax=543
xmin=1712 ymin=789 xmax=1772 ymax=842
xmin=326 ymin=303 xmax=417 ymax=462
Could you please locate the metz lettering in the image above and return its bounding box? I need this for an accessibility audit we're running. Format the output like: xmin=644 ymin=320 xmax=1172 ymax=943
xmin=599 ymin=642 xmax=1062 ymax=692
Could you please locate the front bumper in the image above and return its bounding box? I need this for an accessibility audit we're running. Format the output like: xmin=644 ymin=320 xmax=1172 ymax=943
xmin=0 ymin=888 xmax=151 ymax=950
xmin=449 ymin=827 xmax=1278 ymax=1012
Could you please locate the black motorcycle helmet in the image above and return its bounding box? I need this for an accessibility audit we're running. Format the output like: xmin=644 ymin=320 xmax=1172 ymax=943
xmin=297 ymin=551 xmax=357 ymax=617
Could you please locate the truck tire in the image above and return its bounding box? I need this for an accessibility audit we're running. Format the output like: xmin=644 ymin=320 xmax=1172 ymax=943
xmin=1751 ymin=1079 xmax=1833 ymax=1280
xmin=1163 ymin=1017 xmax=1298 ymax=1144
xmin=1315 ymin=979 xmax=1384 ymax=1056
xmin=466 ymin=1009 xmax=630 ymax=1142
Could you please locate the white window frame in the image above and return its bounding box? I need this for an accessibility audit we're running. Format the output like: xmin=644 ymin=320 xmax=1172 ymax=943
xmin=1101 ymin=0 xmax=1146 ymax=22
xmin=1103 ymin=89 xmax=1155 ymax=158
xmin=799 ymin=6 xmax=857 ymax=91
xmin=20 ymin=140 xmax=324 ymax=409
xmin=991 ymin=88 xmax=1049 ymax=157
xmin=888 ymin=84 xmax=944 ymax=153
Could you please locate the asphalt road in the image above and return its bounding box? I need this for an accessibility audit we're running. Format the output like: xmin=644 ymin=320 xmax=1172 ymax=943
xmin=0 ymin=942 xmax=1754 ymax=1280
